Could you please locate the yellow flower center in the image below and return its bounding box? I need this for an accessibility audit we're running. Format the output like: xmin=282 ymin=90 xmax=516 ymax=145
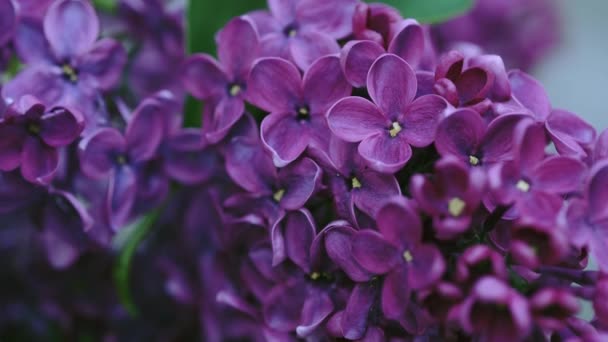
xmin=403 ymin=250 xmax=413 ymax=263
xmin=516 ymin=180 xmax=530 ymax=192
xmin=310 ymin=272 xmax=321 ymax=280
xmin=351 ymin=177 xmax=362 ymax=189
xmin=116 ymin=155 xmax=127 ymax=165
xmin=448 ymin=197 xmax=466 ymax=217
xmin=469 ymin=155 xmax=480 ymax=166
xmin=273 ymin=189 xmax=286 ymax=202
xmin=229 ymin=84 xmax=242 ymax=97
xmin=62 ymin=64 xmax=78 ymax=82
xmin=389 ymin=122 xmax=402 ymax=138
xmin=287 ymin=28 xmax=297 ymax=37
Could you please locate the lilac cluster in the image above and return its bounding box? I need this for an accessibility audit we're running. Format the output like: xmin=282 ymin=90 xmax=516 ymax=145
xmin=1 ymin=0 xmax=606 ymax=341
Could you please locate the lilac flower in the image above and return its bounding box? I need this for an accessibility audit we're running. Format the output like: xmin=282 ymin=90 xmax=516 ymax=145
xmin=351 ymin=2 xmax=401 ymax=47
xmin=458 ymin=276 xmax=531 ymax=342
xmin=432 ymin=0 xmax=560 ymax=71
xmin=565 ymin=160 xmax=608 ymax=271
xmin=4 ymin=0 xmax=126 ymax=130
xmin=341 ymin=19 xmax=426 ymax=87
xmin=411 ymin=156 xmax=485 ymax=239
xmin=509 ymin=219 xmax=568 ymax=269
xmin=488 ymin=118 xmax=587 ymax=220
xmin=503 ymin=70 xmax=596 ymax=158
xmin=530 ymin=288 xmax=579 ymax=331
xmin=182 ymin=17 xmax=259 ymax=143
xmin=351 ymin=197 xmax=445 ymax=319
xmin=0 ymin=95 xmax=83 ymax=184
xmin=322 ymin=137 xmax=400 ymax=224
xmin=224 ymin=135 xmax=321 ymax=223
xmin=434 ymin=109 xmax=524 ymax=167
xmin=248 ymin=0 xmax=357 ymax=70
xmin=247 ymin=55 xmax=351 ymax=166
xmin=454 ymin=245 xmax=507 ymax=288
xmin=78 ymin=97 xmax=165 ymax=230
xmin=594 ymin=275 xmax=608 ymax=327
xmin=431 ymin=50 xmax=510 ymax=111
xmin=328 ymin=53 xmax=446 ymax=173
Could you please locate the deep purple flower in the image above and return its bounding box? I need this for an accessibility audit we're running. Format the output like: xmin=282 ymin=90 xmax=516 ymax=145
xmin=224 ymin=134 xmax=322 ymax=223
xmin=341 ymin=19 xmax=426 ymax=88
xmin=565 ymin=160 xmax=608 ymax=271
xmin=509 ymin=219 xmax=568 ymax=269
xmin=78 ymin=97 xmax=165 ymax=230
xmin=488 ymin=118 xmax=586 ymax=220
xmin=182 ymin=17 xmax=259 ymax=143
xmin=431 ymin=50 xmax=510 ymax=111
xmin=530 ymin=288 xmax=579 ymax=331
xmin=411 ymin=156 xmax=485 ymax=239
xmin=248 ymin=0 xmax=357 ymax=70
xmin=594 ymin=275 xmax=608 ymax=327
xmin=435 ymin=109 xmax=524 ymax=167
xmin=458 ymin=276 xmax=531 ymax=342
xmin=351 ymin=197 xmax=445 ymax=319
xmin=432 ymin=0 xmax=560 ymax=71
xmin=321 ymin=137 xmax=400 ymax=224
xmin=247 ymin=55 xmax=351 ymax=166
xmin=454 ymin=245 xmax=507 ymax=288
xmin=270 ymin=208 xmax=316 ymax=271
xmin=351 ymin=2 xmax=401 ymax=47
xmin=502 ymin=70 xmax=596 ymax=158
xmin=4 ymin=0 xmax=126 ymax=130
xmin=0 ymin=95 xmax=83 ymax=184
xmin=328 ymin=53 xmax=446 ymax=173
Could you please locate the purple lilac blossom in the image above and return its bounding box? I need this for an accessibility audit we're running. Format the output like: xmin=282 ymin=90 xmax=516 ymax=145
xmin=2 ymin=0 xmax=608 ymax=341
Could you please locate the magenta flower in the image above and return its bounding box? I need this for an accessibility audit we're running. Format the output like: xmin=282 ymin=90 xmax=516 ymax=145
xmin=454 ymin=245 xmax=507 ymax=288
xmin=0 ymin=95 xmax=83 ymax=184
xmin=459 ymin=277 xmax=531 ymax=342
xmin=247 ymin=55 xmax=351 ymax=166
xmin=411 ymin=157 xmax=485 ymax=240
xmin=351 ymin=2 xmax=401 ymax=47
xmin=351 ymin=198 xmax=445 ymax=319
xmin=509 ymin=219 xmax=569 ymax=269
xmin=328 ymin=53 xmax=447 ymax=173
xmin=78 ymin=97 xmax=165 ymax=230
xmin=530 ymin=288 xmax=579 ymax=331
xmin=4 ymin=0 xmax=126 ymax=130
xmin=182 ymin=17 xmax=259 ymax=143
xmin=489 ymin=118 xmax=587 ymax=220
xmin=248 ymin=0 xmax=357 ymax=70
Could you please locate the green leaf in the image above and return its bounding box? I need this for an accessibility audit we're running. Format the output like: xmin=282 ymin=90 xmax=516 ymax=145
xmin=113 ymin=209 xmax=161 ymax=316
xmin=92 ymin=0 xmax=117 ymax=13
xmin=183 ymin=0 xmax=266 ymax=127
xmin=369 ymin=0 xmax=474 ymax=24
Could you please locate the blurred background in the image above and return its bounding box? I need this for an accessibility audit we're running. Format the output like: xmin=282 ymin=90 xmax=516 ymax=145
xmin=535 ymin=0 xmax=608 ymax=131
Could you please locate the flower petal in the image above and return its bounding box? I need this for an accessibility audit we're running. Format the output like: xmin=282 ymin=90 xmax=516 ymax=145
xmin=376 ymin=198 xmax=422 ymax=249
xmin=125 ymin=98 xmax=165 ymax=162
xmin=303 ymin=55 xmax=352 ymax=114
xmin=260 ymin=112 xmax=309 ymax=167
xmin=454 ymin=67 xmax=493 ymax=105
xmin=164 ymin=130 xmax=218 ymax=184
xmin=342 ymin=282 xmax=376 ymax=339
xmin=546 ymin=109 xmax=596 ymax=157
xmin=78 ymin=128 xmax=125 ymax=179
xmin=358 ymin=133 xmax=412 ymax=174
xmin=533 ymin=156 xmax=586 ymax=194
xmin=381 ymin=267 xmax=410 ymax=320
xmin=341 ymin=40 xmax=384 ymax=88
xmin=14 ymin=18 xmax=53 ymax=64
xmin=204 ymin=96 xmax=245 ymax=144
xmin=217 ymin=16 xmax=259 ymax=79
xmin=247 ymin=57 xmax=301 ymax=113
xmin=296 ymin=291 xmax=334 ymax=337
xmin=353 ymin=170 xmax=401 ymax=218
xmin=367 ymin=54 xmax=417 ymax=118
xmin=401 ymin=94 xmax=446 ymax=147
xmin=181 ymin=54 xmax=228 ymax=99
xmin=408 ymin=244 xmax=445 ymax=290
xmin=352 ymin=229 xmax=400 ymax=274
xmin=388 ymin=19 xmax=424 ymax=68
xmin=324 ymin=224 xmax=374 ymax=282
xmin=279 ymin=157 xmax=321 ymax=210
xmin=44 ymin=0 xmax=99 ymax=58
xmin=327 ymin=96 xmax=387 ymax=142
xmin=0 ymin=124 xmax=25 ymax=171
xmin=588 ymin=161 xmax=608 ymax=222
xmin=290 ymin=30 xmax=340 ymax=71
xmin=78 ymin=39 xmax=127 ymax=90
xmin=264 ymin=282 xmax=307 ymax=332
xmin=106 ymin=165 xmax=136 ymax=231
xmin=296 ymin=0 xmax=357 ymax=38
xmin=509 ymin=70 xmax=551 ymax=120
xmin=435 ymin=109 xmax=485 ymax=161
xmin=2 ymin=66 xmax=65 ymax=106
xmin=20 ymin=137 xmax=58 ymax=184
xmin=40 ymin=107 xmax=84 ymax=147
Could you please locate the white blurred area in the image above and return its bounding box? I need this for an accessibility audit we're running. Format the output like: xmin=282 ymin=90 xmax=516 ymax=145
xmin=534 ymin=0 xmax=608 ymax=131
